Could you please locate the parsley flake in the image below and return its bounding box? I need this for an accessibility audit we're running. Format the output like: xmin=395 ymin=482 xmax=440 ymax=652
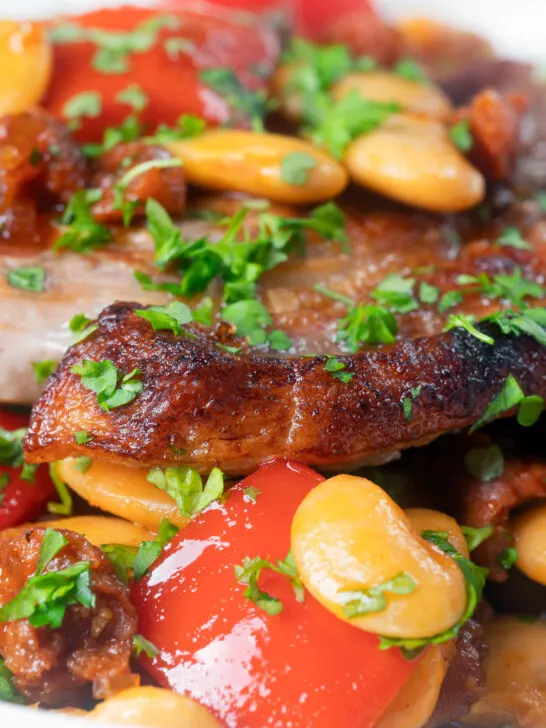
xmin=133 ymin=519 xmax=179 ymax=582
xmin=445 ymin=314 xmax=495 ymax=345
xmin=7 ymin=266 xmax=45 ymax=292
xmin=147 ymin=466 xmax=224 ymax=518
xmin=0 ymin=529 xmax=94 ymax=629
xmin=339 ymin=572 xmax=417 ymax=619
xmin=32 ymin=360 xmax=57 ymax=385
xmin=115 ymin=83 xmax=148 ymax=111
xmin=324 ymin=356 xmax=354 ymax=383
xmin=69 ymin=313 xmax=98 ymax=344
xmin=71 ymin=360 xmax=143 ymax=411
xmin=0 ymin=658 xmax=24 ymax=704
xmin=62 ymin=91 xmax=102 ymax=129
xmin=462 ymin=525 xmax=494 ymax=552
xmin=394 ymin=58 xmax=429 ymax=83
xmin=465 ymin=445 xmax=504 ymax=482
xmin=280 ymin=152 xmax=317 ymax=185
xmin=55 ymin=190 xmax=111 ymax=254
xmin=498 ymin=547 xmax=518 ymax=570
xmin=135 ymin=302 xmax=193 ymax=335
xmin=133 ymin=634 xmax=159 ymax=659
xmin=449 ymin=120 xmax=473 ymax=152
xmin=470 ymin=375 xmax=543 ymax=432
xmin=47 ymin=463 xmax=73 ymax=516
xmin=495 ymin=227 xmax=532 ymax=251
xmin=234 ymin=550 xmax=304 ymax=616
xmin=243 ymin=486 xmax=261 ymax=503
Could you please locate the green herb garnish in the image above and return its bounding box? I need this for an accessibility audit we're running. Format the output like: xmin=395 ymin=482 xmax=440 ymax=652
xmin=71 ymin=360 xmax=143 ymax=411
xmin=7 ymin=266 xmax=46 ymax=292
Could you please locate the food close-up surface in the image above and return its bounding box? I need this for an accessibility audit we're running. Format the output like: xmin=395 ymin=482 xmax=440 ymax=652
xmin=1 ymin=0 xmax=546 ymax=726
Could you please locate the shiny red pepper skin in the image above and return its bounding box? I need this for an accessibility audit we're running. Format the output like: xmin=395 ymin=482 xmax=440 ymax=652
xmin=132 ymin=459 xmax=417 ymax=728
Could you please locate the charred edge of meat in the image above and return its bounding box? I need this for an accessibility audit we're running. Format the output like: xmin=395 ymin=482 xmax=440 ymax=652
xmin=426 ymin=604 xmax=491 ymax=727
xmin=23 ymin=302 xmax=546 ymax=475
xmin=0 ymin=527 xmax=138 ymax=706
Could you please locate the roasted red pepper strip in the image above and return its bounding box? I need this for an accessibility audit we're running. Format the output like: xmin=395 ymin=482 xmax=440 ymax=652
xmin=132 ymin=459 xmax=417 ymax=728
xmin=44 ymin=4 xmax=281 ymax=141
xmin=0 ymin=408 xmax=54 ymax=530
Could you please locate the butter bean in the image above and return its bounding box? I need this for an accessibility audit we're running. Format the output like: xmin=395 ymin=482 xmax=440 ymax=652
xmin=406 ymin=508 xmax=470 ymax=559
xmin=345 ymin=114 xmax=485 ymax=212
xmin=466 ymin=616 xmax=546 ymax=728
xmin=56 ymin=459 xmax=188 ymax=531
xmin=512 ymin=502 xmax=546 ymax=586
xmin=88 ymin=686 xmax=220 ymax=727
xmin=332 ymin=71 xmax=453 ymax=122
xmin=376 ymin=642 xmax=454 ymax=728
xmin=0 ymin=21 xmax=52 ymax=114
xmin=1 ymin=515 xmax=153 ymax=547
xmin=291 ymin=475 xmax=467 ymax=639
xmin=165 ymin=130 xmax=348 ymax=204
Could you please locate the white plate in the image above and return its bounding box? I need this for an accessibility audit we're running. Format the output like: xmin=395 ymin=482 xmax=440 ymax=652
xmin=1 ymin=1 xmax=544 ymax=726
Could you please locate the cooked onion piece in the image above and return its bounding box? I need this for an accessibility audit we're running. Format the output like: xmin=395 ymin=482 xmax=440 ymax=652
xmin=0 ymin=515 xmax=152 ymax=546
xmin=88 ymin=686 xmax=221 ymax=727
xmin=56 ymin=459 xmax=188 ymax=531
xmin=0 ymin=21 xmax=52 ymax=114
xmin=466 ymin=616 xmax=546 ymax=728
xmin=165 ymin=130 xmax=348 ymax=203
xmin=406 ymin=508 xmax=470 ymax=559
xmin=376 ymin=643 xmax=454 ymax=728
xmin=345 ymin=114 xmax=485 ymax=212
xmin=512 ymin=502 xmax=546 ymax=586
xmin=291 ymin=474 xmax=467 ymax=639
xmin=332 ymin=71 xmax=453 ymax=121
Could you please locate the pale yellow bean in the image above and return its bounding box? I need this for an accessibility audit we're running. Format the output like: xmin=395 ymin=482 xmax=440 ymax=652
xmin=332 ymin=71 xmax=453 ymax=122
xmin=291 ymin=474 xmax=467 ymax=639
xmin=0 ymin=21 xmax=52 ymax=114
xmin=512 ymin=503 xmax=546 ymax=586
xmin=345 ymin=114 xmax=485 ymax=212
xmin=165 ymin=130 xmax=348 ymax=204
xmin=0 ymin=515 xmax=152 ymax=546
xmin=406 ymin=508 xmax=470 ymax=559
xmin=376 ymin=642 xmax=454 ymax=728
xmin=88 ymin=686 xmax=220 ymax=727
xmin=57 ymin=459 xmax=188 ymax=531
xmin=465 ymin=616 xmax=546 ymax=728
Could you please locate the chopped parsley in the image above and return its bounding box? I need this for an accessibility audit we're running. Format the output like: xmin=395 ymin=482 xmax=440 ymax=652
xmin=445 ymin=313 xmax=495 ymax=345
xmin=145 ymin=113 xmax=206 ymax=144
xmin=243 ymin=486 xmax=261 ymax=503
xmin=200 ymin=67 xmax=268 ymax=129
xmin=50 ymin=14 xmax=180 ymax=74
xmin=0 ymin=529 xmax=94 ymax=629
xmin=462 ymin=525 xmax=494 ymax=552
xmin=147 ymin=466 xmax=224 ymax=518
xmin=7 ymin=266 xmax=46 ymax=292
xmin=470 ymin=374 xmax=543 ymax=432
xmin=47 ymin=463 xmax=73 ymax=516
xmin=55 ymin=190 xmax=112 ymax=254
xmin=74 ymin=431 xmax=92 ymax=445
xmin=0 ymin=473 xmax=10 ymax=506
xmin=371 ymin=273 xmax=418 ymax=314
xmin=135 ymin=301 xmax=193 ymax=335
xmin=133 ymin=634 xmax=159 ymax=659
xmin=498 ymin=546 xmax=518 ymax=570
xmin=401 ymin=385 xmax=423 ymax=423
xmin=116 ymin=83 xmax=148 ymax=112
xmin=418 ymin=281 xmax=439 ymax=304
xmin=394 ymin=58 xmax=429 ymax=84
xmin=32 ymin=360 xmax=57 ymax=384
xmin=62 ymin=91 xmax=102 ymax=129
xmin=449 ymin=120 xmax=473 ymax=152
xmin=133 ymin=519 xmax=179 ymax=582
xmin=308 ymin=89 xmax=399 ymax=159
xmin=495 ymin=226 xmax=532 ymax=251
xmin=339 ymin=572 xmax=417 ymax=619
xmin=221 ymin=299 xmax=290 ymax=350
xmin=234 ymin=551 xmax=304 ymax=616
xmin=113 ymin=158 xmax=183 ymax=226
xmin=438 ymin=290 xmax=463 ymax=313
xmin=379 ymin=531 xmax=488 ymax=654
xmin=315 ymin=285 xmax=397 ymax=350
xmin=70 ymin=360 xmax=143 ymax=411
xmin=280 ymin=152 xmax=317 ymax=185
xmin=83 ymin=114 xmax=142 ymax=157
xmin=69 ymin=313 xmax=98 ymax=344
xmin=324 ymin=356 xmax=354 ymax=383
xmin=465 ymin=445 xmax=504 ymax=483
xmin=0 ymin=427 xmax=37 ymax=484
xmin=0 ymin=658 xmax=24 ymax=704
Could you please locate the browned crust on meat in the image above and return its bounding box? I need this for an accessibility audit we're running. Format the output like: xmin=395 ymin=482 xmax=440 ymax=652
xmin=0 ymin=528 xmax=137 ymax=705
xmin=23 ymin=301 xmax=546 ymax=475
